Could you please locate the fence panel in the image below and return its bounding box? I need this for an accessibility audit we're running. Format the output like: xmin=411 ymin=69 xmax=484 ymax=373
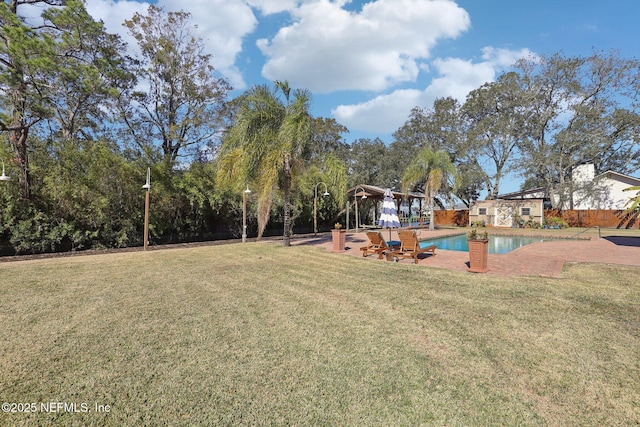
xmin=434 ymin=210 xmax=469 ymax=227
xmin=544 ymin=209 xmax=639 ymax=228
xmin=433 ymin=209 xmax=638 ymax=228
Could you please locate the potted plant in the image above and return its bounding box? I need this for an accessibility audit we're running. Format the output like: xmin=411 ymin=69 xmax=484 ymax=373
xmin=467 ymin=228 xmax=489 ymax=273
xmin=331 ymin=222 xmax=346 ymax=253
xmin=544 ymin=216 xmax=569 ymax=229
xmin=512 ymin=213 xmax=522 ymax=228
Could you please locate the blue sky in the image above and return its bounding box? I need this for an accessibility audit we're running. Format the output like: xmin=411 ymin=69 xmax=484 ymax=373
xmin=82 ymin=0 xmax=640 ymax=193
xmin=82 ymin=0 xmax=640 ymax=137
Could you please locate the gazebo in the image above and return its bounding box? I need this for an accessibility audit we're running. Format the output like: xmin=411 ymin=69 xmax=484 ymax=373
xmin=346 ymin=184 xmax=426 ymax=231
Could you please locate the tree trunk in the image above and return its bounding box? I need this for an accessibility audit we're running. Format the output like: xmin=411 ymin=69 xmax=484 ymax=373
xmin=10 ymin=126 xmax=31 ymax=200
xmin=490 ymin=178 xmax=501 ymax=199
xmin=428 ymin=181 xmax=435 ymax=231
xmin=5 ymin=68 xmax=32 ymax=199
xmin=283 ymin=159 xmax=292 ymax=247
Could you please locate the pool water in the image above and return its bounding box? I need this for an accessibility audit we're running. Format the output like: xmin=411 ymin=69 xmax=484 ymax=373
xmin=419 ymin=234 xmax=552 ymax=254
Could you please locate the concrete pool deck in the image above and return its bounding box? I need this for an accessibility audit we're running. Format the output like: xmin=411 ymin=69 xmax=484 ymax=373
xmin=293 ymin=228 xmax=640 ymax=278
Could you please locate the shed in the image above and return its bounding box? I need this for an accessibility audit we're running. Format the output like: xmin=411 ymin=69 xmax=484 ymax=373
xmin=469 ymin=199 xmax=545 ymax=228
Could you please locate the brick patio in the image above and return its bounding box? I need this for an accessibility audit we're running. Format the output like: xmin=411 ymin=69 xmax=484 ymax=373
xmin=294 ymin=228 xmax=640 ymax=278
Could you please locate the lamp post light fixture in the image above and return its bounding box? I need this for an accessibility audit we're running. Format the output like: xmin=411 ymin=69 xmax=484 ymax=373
xmin=0 ymin=161 xmax=11 ymax=181
xmin=142 ymin=167 xmax=151 ymax=250
xmin=242 ymin=186 xmax=251 ymax=243
xmin=354 ymin=186 xmax=367 ymax=233
xmin=313 ymin=182 xmax=330 ymax=236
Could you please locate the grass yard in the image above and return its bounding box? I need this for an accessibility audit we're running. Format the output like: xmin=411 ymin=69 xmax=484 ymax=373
xmin=0 ymin=242 xmax=639 ymax=426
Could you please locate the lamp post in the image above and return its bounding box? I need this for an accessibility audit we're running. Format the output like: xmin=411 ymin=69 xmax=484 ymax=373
xmin=242 ymin=186 xmax=251 ymax=243
xmin=0 ymin=161 xmax=11 ymax=181
xmin=313 ymin=182 xmax=330 ymax=236
xmin=142 ymin=168 xmax=151 ymax=250
xmin=1 ymin=162 xmax=11 ymax=257
xmin=354 ymin=186 xmax=367 ymax=233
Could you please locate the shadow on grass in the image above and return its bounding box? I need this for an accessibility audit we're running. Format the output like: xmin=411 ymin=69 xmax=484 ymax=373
xmin=291 ymin=236 xmax=331 ymax=246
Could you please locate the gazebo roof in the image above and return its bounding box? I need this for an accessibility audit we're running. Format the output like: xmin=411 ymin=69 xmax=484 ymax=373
xmin=346 ymin=184 xmax=424 ymax=200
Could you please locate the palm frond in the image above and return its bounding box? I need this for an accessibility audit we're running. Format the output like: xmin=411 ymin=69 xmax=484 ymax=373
xmin=623 ymin=185 xmax=640 ymax=213
xmin=322 ymin=154 xmax=348 ymax=203
xmin=216 ymin=147 xmax=248 ymax=191
xmin=402 ymin=149 xmax=458 ymax=196
xmin=216 ymin=81 xmax=314 ymax=244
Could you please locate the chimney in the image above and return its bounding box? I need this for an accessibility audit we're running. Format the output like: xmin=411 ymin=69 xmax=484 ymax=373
xmin=572 ymin=163 xmax=595 ymax=184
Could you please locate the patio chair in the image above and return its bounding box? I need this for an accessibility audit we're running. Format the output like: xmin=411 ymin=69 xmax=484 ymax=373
xmin=360 ymin=231 xmax=399 ymax=259
xmin=390 ymin=229 xmax=436 ymax=264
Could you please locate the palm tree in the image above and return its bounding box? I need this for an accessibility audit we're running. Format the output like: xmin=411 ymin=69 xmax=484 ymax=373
xmin=402 ymin=149 xmax=458 ymax=230
xmin=623 ymin=186 xmax=640 ymax=210
xmin=217 ymin=81 xmax=313 ymax=246
xmin=621 ymin=185 xmax=640 ymax=227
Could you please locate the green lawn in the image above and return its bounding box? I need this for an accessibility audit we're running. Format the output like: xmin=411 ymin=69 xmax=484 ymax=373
xmin=1 ymin=242 xmax=639 ymax=426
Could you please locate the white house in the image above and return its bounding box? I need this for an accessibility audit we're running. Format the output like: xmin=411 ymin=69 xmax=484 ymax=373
xmin=569 ymin=164 xmax=640 ymax=210
xmin=499 ymin=163 xmax=640 ymax=210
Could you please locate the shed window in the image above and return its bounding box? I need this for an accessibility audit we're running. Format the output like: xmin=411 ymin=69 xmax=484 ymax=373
xmin=521 ymin=207 xmax=531 ymax=216
xmin=478 ymin=207 xmax=487 ymax=215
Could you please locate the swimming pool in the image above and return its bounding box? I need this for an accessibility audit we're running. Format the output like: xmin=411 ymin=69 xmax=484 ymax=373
xmin=419 ymin=234 xmax=552 ymax=254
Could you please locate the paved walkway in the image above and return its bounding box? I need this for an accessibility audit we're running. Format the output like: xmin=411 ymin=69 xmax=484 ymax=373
xmin=293 ymin=229 xmax=640 ymax=278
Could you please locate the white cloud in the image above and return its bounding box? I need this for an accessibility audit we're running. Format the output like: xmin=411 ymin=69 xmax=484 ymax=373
xmin=257 ymin=0 xmax=470 ymax=93
xmin=85 ymin=0 xmax=148 ymax=50
xmin=246 ymin=0 xmax=298 ymax=15
xmin=425 ymin=57 xmax=496 ymax=100
xmin=332 ymin=89 xmax=425 ymax=134
xmin=81 ymin=1 xmax=534 ymax=137
xmin=332 ymin=46 xmax=533 ymax=134
xmin=85 ymin=0 xmax=257 ymax=89
xmin=168 ymin=0 xmax=258 ymax=88
xmin=480 ymin=46 xmax=533 ymax=68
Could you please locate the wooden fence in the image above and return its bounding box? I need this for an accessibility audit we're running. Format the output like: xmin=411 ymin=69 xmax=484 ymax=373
xmin=544 ymin=209 xmax=639 ymax=229
xmin=433 ymin=209 xmax=638 ymax=229
xmin=433 ymin=210 xmax=469 ymax=227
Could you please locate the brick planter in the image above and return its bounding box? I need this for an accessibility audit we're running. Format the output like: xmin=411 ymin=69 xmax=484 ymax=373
xmin=468 ymin=239 xmax=489 ymax=273
xmin=331 ymin=229 xmax=346 ymax=252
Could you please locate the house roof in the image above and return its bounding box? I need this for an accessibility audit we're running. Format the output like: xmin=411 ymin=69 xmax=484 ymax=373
xmin=472 ymin=198 xmax=545 ymax=206
xmin=498 ymin=169 xmax=640 ymax=200
xmin=498 ymin=187 xmax=546 ymax=199
xmin=599 ymin=170 xmax=640 ymax=186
